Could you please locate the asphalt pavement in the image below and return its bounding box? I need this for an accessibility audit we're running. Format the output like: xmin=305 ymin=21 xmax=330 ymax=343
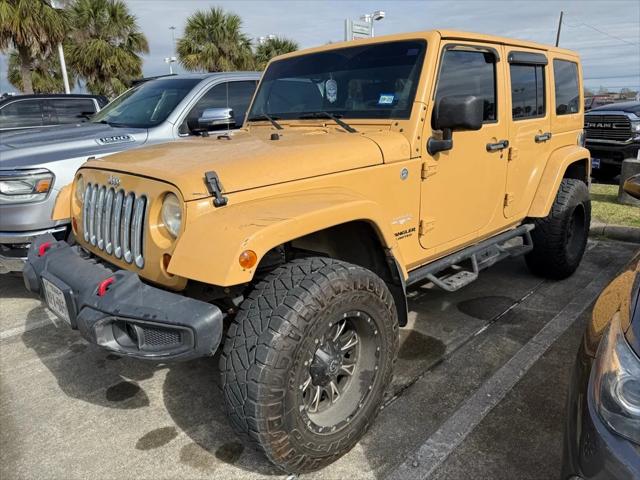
xmin=1 ymin=238 xmax=638 ymax=480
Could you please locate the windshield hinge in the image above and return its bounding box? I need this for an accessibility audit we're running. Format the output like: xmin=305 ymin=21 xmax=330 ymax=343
xmin=204 ymin=171 xmax=228 ymax=207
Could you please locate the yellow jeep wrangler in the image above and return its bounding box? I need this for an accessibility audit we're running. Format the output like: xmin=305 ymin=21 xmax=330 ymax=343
xmin=24 ymin=30 xmax=590 ymax=473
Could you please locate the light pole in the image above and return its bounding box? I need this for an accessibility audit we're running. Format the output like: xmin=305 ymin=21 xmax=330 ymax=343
xmin=360 ymin=10 xmax=385 ymax=37
xmin=166 ymin=26 xmax=177 ymax=74
xmin=164 ymin=57 xmax=177 ymax=74
xmin=258 ymin=34 xmax=276 ymax=45
xmin=49 ymin=0 xmax=70 ymax=94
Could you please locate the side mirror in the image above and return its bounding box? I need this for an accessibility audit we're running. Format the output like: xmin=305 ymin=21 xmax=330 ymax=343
xmin=197 ymin=107 xmax=236 ymax=132
xmin=623 ymin=173 xmax=640 ymax=200
xmin=428 ymin=95 xmax=484 ymax=155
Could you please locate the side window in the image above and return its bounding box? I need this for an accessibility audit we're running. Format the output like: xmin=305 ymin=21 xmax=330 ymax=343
xmin=48 ymin=98 xmax=97 ymax=124
xmin=0 ymin=100 xmax=44 ymax=129
xmin=435 ymin=48 xmax=497 ymax=123
xmin=183 ymin=81 xmax=257 ymax=134
xmin=553 ymin=60 xmax=580 ymax=115
xmin=510 ymin=64 xmax=545 ymax=119
xmin=226 ymin=81 xmax=258 ymax=126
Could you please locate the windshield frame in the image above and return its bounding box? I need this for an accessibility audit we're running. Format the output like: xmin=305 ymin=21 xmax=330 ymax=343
xmin=247 ymin=39 xmax=427 ymax=123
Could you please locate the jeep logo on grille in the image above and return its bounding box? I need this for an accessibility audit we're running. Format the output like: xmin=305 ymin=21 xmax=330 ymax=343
xmin=107 ymin=175 xmax=121 ymax=187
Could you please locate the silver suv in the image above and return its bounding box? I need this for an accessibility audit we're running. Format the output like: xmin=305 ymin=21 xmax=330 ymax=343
xmin=0 ymin=72 xmax=260 ymax=273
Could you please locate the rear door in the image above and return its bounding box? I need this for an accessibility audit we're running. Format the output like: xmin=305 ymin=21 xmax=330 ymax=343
xmin=504 ymin=49 xmax=551 ymax=218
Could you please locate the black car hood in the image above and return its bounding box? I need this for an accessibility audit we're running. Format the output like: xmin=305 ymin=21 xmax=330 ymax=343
xmin=587 ymin=101 xmax=640 ymax=115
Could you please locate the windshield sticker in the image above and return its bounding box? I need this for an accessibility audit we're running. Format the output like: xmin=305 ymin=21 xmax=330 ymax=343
xmin=378 ymin=94 xmax=395 ymax=105
xmin=325 ymin=79 xmax=338 ymax=103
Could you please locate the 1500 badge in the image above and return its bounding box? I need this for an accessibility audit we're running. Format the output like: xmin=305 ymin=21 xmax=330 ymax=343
xmin=97 ymin=135 xmax=134 ymax=145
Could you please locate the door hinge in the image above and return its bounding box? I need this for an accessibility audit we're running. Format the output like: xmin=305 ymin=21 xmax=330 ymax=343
xmin=419 ymin=219 xmax=435 ymax=236
xmin=421 ymin=163 xmax=438 ymax=180
xmin=507 ymin=147 xmax=517 ymax=162
xmin=504 ymin=193 xmax=514 ymax=207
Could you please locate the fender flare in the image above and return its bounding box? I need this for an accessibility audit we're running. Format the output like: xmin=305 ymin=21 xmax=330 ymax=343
xmin=528 ymin=145 xmax=590 ymax=217
xmin=169 ymin=188 xmax=407 ymax=288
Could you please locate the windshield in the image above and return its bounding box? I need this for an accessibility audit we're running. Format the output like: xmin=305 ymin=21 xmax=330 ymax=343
xmin=91 ymin=78 xmax=201 ymax=128
xmin=247 ymin=40 xmax=426 ymax=121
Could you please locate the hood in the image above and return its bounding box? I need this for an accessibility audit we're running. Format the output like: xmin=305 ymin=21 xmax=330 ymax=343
xmin=82 ymin=128 xmax=409 ymax=200
xmin=0 ymin=123 xmax=148 ymax=169
xmin=587 ymin=101 xmax=640 ymax=115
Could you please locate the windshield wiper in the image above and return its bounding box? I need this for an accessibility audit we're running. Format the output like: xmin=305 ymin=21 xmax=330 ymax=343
xmin=298 ymin=112 xmax=357 ymax=133
xmin=94 ymin=119 xmax=127 ymax=128
xmin=247 ymin=113 xmax=283 ymax=130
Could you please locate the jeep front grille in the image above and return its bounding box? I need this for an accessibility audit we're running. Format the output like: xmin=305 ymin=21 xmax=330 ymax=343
xmin=82 ymin=183 xmax=146 ymax=268
xmin=584 ymin=114 xmax=632 ymax=142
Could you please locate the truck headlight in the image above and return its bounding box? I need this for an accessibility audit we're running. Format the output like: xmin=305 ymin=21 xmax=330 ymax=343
xmin=631 ymin=121 xmax=640 ymax=139
xmin=592 ymin=315 xmax=640 ymax=444
xmin=161 ymin=193 xmax=182 ymax=238
xmin=0 ymin=170 xmax=54 ymax=205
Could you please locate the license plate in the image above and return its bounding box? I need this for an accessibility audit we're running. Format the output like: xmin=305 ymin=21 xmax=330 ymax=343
xmin=591 ymin=158 xmax=601 ymax=169
xmin=42 ymin=278 xmax=71 ymax=325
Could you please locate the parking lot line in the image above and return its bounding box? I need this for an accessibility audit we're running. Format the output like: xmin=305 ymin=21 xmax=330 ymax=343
xmin=386 ymin=258 xmax=625 ymax=480
xmin=0 ymin=317 xmax=53 ymax=341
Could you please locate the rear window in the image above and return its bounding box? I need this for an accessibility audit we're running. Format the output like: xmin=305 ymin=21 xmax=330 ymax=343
xmin=48 ymin=98 xmax=97 ymax=124
xmin=553 ymin=60 xmax=580 ymax=115
xmin=0 ymin=100 xmax=44 ymax=129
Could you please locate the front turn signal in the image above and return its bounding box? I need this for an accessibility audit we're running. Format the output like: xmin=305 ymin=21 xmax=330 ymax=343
xmin=239 ymin=250 xmax=257 ymax=269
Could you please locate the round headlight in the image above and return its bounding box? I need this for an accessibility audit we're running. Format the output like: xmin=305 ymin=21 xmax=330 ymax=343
xmin=75 ymin=175 xmax=84 ymax=203
xmin=161 ymin=193 xmax=182 ymax=238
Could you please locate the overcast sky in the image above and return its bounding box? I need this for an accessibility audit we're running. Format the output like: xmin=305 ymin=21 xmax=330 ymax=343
xmin=1 ymin=0 xmax=638 ymax=93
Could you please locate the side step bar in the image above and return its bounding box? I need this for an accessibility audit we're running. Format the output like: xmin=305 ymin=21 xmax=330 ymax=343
xmin=407 ymin=224 xmax=535 ymax=291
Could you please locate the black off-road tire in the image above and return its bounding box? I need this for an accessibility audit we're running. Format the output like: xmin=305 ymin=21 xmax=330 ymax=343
xmin=219 ymin=257 xmax=399 ymax=473
xmin=525 ymin=178 xmax=591 ymax=279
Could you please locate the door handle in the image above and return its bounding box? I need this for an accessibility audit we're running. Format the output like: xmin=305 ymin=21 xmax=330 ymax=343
xmin=486 ymin=139 xmax=509 ymax=152
xmin=535 ymin=132 xmax=552 ymax=143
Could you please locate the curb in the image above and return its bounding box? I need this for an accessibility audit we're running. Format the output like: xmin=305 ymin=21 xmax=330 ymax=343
xmin=590 ymin=222 xmax=640 ymax=243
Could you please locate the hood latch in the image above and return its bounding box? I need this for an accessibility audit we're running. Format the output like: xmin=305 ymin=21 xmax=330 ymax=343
xmin=204 ymin=171 xmax=228 ymax=207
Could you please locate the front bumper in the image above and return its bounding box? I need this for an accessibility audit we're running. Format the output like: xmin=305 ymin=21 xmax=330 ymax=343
xmin=0 ymin=226 xmax=67 ymax=273
xmin=586 ymin=141 xmax=640 ymax=166
xmin=562 ymin=344 xmax=640 ymax=480
xmin=23 ymin=234 xmax=224 ymax=361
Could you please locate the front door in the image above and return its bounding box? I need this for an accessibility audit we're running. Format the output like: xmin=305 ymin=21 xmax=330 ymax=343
xmin=420 ymin=43 xmax=508 ymax=251
xmin=504 ymin=49 xmax=551 ymax=218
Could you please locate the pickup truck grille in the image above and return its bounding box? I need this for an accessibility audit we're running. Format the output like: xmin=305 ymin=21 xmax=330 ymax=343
xmin=82 ymin=183 xmax=146 ymax=268
xmin=584 ymin=114 xmax=632 ymax=142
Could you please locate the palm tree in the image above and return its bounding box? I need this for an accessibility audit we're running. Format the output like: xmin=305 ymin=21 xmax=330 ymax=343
xmin=254 ymin=36 xmax=299 ymax=70
xmin=177 ymin=7 xmax=254 ymax=72
xmin=67 ymin=0 xmax=148 ymax=98
xmin=0 ymin=0 xmax=68 ymax=94
xmin=8 ymin=48 xmax=75 ymax=92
